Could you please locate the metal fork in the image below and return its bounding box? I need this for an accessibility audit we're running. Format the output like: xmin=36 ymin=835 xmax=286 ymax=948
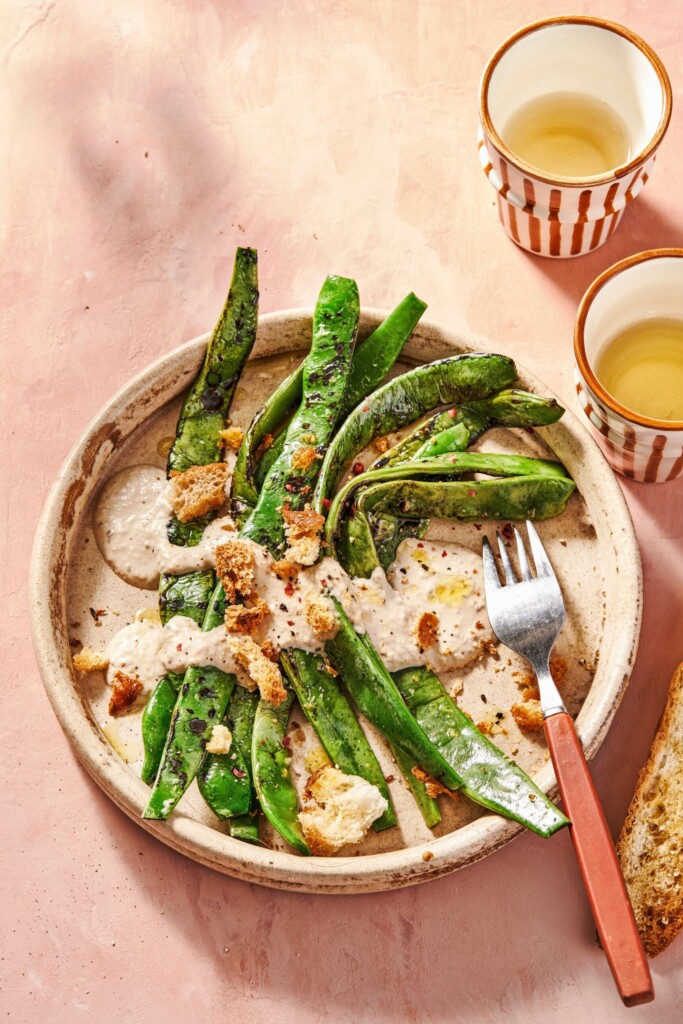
xmin=483 ymin=523 xmax=653 ymax=1007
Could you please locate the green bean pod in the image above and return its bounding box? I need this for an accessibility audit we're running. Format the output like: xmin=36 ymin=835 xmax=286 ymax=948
xmin=252 ymin=691 xmax=310 ymax=855
xmin=141 ymin=672 xmax=183 ymax=786
xmin=229 ymin=815 xmax=261 ymax=844
xmin=314 ymin=354 xmax=517 ymax=511
xmin=168 ymin=247 xmax=259 ymax=475
xmin=281 ymin=649 xmax=396 ymax=831
xmin=325 ymin=605 xmax=463 ymax=790
xmin=232 ymin=292 xmax=427 ymax=512
xmin=393 ymin=667 xmax=569 ymax=837
xmin=196 ymin=719 xmax=252 ymax=819
xmin=240 ymin=275 xmax=360 ymax=555
xmin=389 ymin=742 xmax=441 ymax=829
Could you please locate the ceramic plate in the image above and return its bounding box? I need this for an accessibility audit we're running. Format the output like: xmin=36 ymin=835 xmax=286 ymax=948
xmin=30 ymin=311 xmax=641 ymax=893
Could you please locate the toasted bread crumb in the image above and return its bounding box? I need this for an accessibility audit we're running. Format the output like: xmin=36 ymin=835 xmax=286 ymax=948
xmin=291 ymin=445 xmax=319 ymax=471
xmin=373 ymin=435 xmax=390 ymax=454
xmin=225 ymin=596 xmax=271 ymax=636
xmin=109 ymin=672 xmax=143 ymax=716
xmin=282 ymin=506 xmax=324 ymax=565
xmin=511 ymin=699 xmax=544 ymax=732
xmin=476 ymin=716 xmax=494 ymax=735
xmin=169 ymin=462 xmax=229 ymax=523
xmin=411 ymin=766 xmax=459 ymax=801
xmin=260 ymin=640 xmax=280 ymax=663
xmin=73 ymin=647 xmax=109 ymax=672
xmin=205 ymin=723 xmax=233 ymax=755
xmin=271 ymin=558 xmax=301 ymax=582
xmin=305 ymin=596 xmax=339 ymax=639
xmin=414 ymin=611 xmax=439 ymax=651
xmin=228 ymin=635 xmax=287 ymax=705
xmin=218 ymin=426 xmax=245 ymax=451
xmin=215 ymin=539 xmax=255 ymax=604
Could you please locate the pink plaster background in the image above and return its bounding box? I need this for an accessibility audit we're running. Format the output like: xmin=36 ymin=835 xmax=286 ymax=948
xmin=2 ymin=1 xmax=682 ymax=1021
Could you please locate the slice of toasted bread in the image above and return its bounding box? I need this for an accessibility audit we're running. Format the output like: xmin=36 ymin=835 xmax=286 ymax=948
xmin=616 ymin=662 xmax=683 ymax=956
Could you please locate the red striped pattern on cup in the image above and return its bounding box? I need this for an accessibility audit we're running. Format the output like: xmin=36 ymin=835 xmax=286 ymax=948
xmin=478 ymin=17 xmax=671 ymax=259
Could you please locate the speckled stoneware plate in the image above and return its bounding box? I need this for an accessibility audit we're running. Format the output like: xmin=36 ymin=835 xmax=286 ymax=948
xmin=30 ymin=311 xmax=641 ymax=893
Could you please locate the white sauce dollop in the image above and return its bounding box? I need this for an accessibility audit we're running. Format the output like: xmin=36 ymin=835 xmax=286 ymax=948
xmin=93 ymin=465 xmax=236 ymax=589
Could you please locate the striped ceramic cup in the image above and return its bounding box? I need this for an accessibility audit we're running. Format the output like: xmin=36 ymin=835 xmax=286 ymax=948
xmin=478 ymin=17 xmax=672 ymax=258
xmin=574 ymin=250 xmax=683 ymax=483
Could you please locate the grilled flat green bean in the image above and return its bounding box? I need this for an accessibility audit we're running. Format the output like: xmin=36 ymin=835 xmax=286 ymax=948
xmin=168 ymin=247 xmax=259 ymax=475
xmin=229 ymin=815 xmax=260 ymax=844
xmin=314 ymin=354 xmax=517 ymax=512
xmin=241 ymin=275 xmax=359 ymax=555
xmin=232 ymin=292 xmax=427 ymax=514
xmin=281 ymin=649 xmax=396 ymax=831
xmin=144 ymin=581 xmax=238 ymax=819
xmin=325 ymin=605 xmax=463 ymax=790
xmin=393 ymin=667 xmax=569 ymax=837
xmin=252 ymin=690 xmax=310 ymax=855
xmin=389 ymin=742 xmax=441 ymax=828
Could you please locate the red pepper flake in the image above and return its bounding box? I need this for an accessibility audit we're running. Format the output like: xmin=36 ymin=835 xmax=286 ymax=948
xmin=468 ymin=489 xmax=476 ymax=498
xmin=285 ymin=483 xmax=294 ymax=492
xmin=232 ymin=768 xmax=247 ymax=778
xmin=322 ymin=498 xmax=331 ymax=510
xmin=352 ymin=461 xmax=364 ymax=475
xmin=448 ymin=407 xmax=457 ymax=417
xmin=386 ymin=775 xmax=395 ymax=783
xmin=287 ymin=620 xmax=295 ymax=627
xmin=441 ymin=550 xmax=447 ymax=557
xmin=176 ymin=643 xmax=183 ymax=652
xmin=417 ymin=542 xmax=424 ymax=548
xmin=284 ymin=582 xmax=295 ymax=596
xmin=501 ymin=522 xmax=514 ymax=540
xmin=473 ymin=523 xmax=482 ymax=531
xmin=363 ymin=405 xmax=370 ymax=412
xmin=281 ymin=735 xmax=292 ymax=748
xmin=449 ymin=454 xmax=458 ymax=464
xmin=319 ymin=578 xmax=327 ymax=586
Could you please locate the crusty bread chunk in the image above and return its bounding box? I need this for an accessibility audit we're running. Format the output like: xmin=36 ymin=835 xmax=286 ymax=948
xmin=282 ymin=506 xmax=324 ymax=566
xmin=304 ymin=595 xmax=339 ymax=639
xmin=511 ymin=699 xmax=544 ymax=733
xmin=228 ymin=634 xmax=287 ymax=706
xmin=169 ymin=462 xmax=228 ymax=523
xmin=225 ymin=596 xmax=270 ymax=636
xmin=218 ymin=426 xmax=245 ymax=451
xmin=73 ymin=647 xmax=109 ymax=672
xmin=291 ymin=445 xmax=319 ymax=471
xmin=108 ymin=671 xmax=143 ymax=716
xmin=205 ymin=723 xmax=232 ymax=755
xmin=215 ymin=539 xmax=254 ymax=604
xmin=617 ymin=663 xmax=683 ymax=956
xmin=298 ymin=766 xmax=388 ymax=855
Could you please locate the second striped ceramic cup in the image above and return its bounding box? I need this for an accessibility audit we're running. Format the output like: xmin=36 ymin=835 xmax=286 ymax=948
xmin=478 ymin=16 xmax=671 ymax=258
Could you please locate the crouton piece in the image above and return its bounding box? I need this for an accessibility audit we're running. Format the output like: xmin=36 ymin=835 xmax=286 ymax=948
xmin=228 ymin=635 xmax=287 ymax=706
xmin=304 ymin=596 xmax=339 ymax=639
xmin=414 ymin=611 xmax=439 ymax=651
xmin=476 ymin=715 xmax=494 ymax=735
xmin=411 ymin=766 xmax=459 ymax=801
xmin=522 ymin=683 xmax=541 ymax=702
xmin=73 ymin=647 xmax=109 ymax=673
xmin=225 ymin=596 xmax=270 ymax=636
xmin=271 ymin=558 xmax=301 ymax=582
xmin=260 ymin=640 xmax=280 ymax=663
xmin=282 ymin=506 xmax=325 ymax=538
xmin=511 ymin=699 xmax=544 ymax=733
xmin=205 ymin=723 xmax=233 ymax=755
xmin=169 ymin=462 xmax=229 ymax=523
xmin=215 ymin=539 xmax=255 ymax=604
xmin=218 ymin=426 xmax=245 ymax=451
xmin=373 ymin=435 xmax=390 ymax=454
xmin=291 ymin=445 xmax=320 ymax=471
xmin=108 ymin=672 xmax=143 ymax=716
xmin=285 ymin=533 xmax=321 ymax=567
xmin=298 ymin=766 xmax=388 ymax=855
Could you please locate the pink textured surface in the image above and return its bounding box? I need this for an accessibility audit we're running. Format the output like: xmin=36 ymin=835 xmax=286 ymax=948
xmin=3 ymin=0 xmax=682 ymax=1020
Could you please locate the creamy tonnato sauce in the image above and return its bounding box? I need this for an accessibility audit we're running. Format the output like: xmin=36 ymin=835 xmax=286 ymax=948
xmin=96 ymin=464 xmax=492 ymax=690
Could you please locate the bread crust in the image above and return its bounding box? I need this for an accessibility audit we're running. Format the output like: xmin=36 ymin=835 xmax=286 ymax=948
xmin=616 ymin=663 xmax=683 ymax=956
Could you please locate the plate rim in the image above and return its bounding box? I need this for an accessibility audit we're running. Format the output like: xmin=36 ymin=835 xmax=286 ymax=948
xmin=30 ymin=308 xmax=642 ymax=893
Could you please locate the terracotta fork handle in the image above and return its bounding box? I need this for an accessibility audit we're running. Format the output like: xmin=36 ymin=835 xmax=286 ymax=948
xmin=544 ymin=712 xmax=653 ymax=1007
